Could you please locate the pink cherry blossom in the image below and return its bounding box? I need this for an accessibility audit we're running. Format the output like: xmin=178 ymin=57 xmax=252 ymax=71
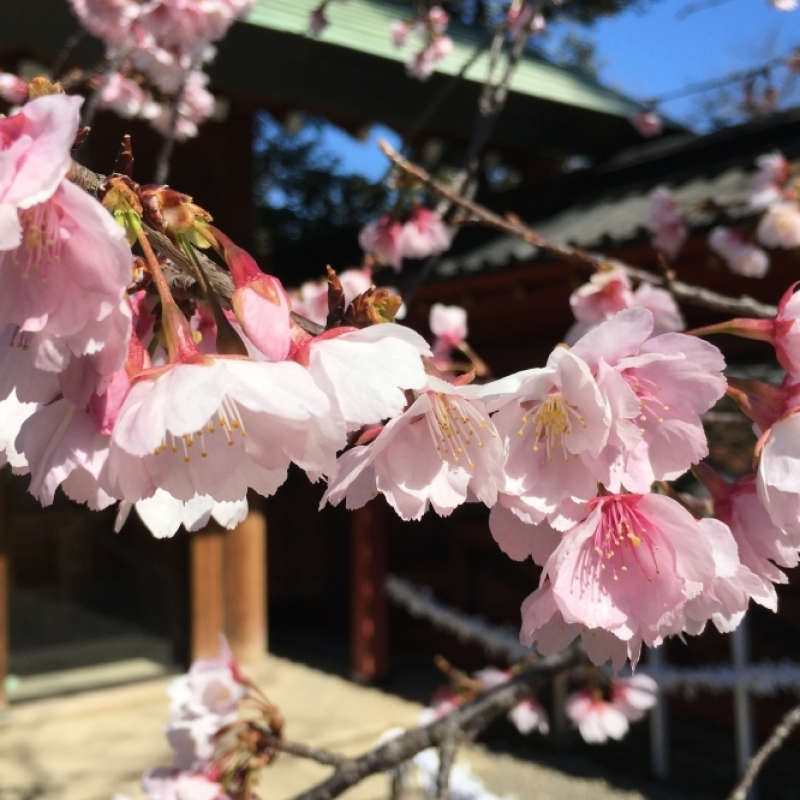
xmin=508 ymin=697 xmax=549 ymax=735
xmin=709 ymin=226 xmax=770 ymax=277
xmin=488 ymin=503 xmax=561 ymax=566
xmin=15 ymin=396 xmax=110 ymax=506
xmin=486 ymin=349 xmax=610 ymax=530
xmin=750 ymin=152 xmax=790 ymax=210
xmin=757 ymin=201 xmax=800 ymax=249
xmin=400 ymin=208 xmax=451 ymax=260
xmin=0 ymin=93 xmax=83 ymax=248
xmin=631 ymin=282 xmax=685 ymax=334
xmin=106 ymin=355 xmax=329 ymax=504
xmin=566 ymin=675 xmax=657 ymax=743
xmin=696 ymin=464 xmax=800 ymax=612
xmin=570 ymin=307 xmax=726 ymax=492
xmin=569 ymin=267 xmax=635 ymax=325
xmin=417 ymin=686 xmax=462 ymax=725
xmin=630 ymin=110 xmax=663 ymax=138
xmin=566 ymin=268 xmax=683 ymax=343
xmin=521 ymin=494 xmax=724 ymax=667
xmin=100 ymin=72 xmax=151 ymax=119
xmin=296 ymin=323 xmax=430 ymax=478
xmin=683 ymin=518 xmax=771 ymax=634
xmin=0 ymin=178 xmax=133 ymax=356
xmin=117 ymin=490 xmax=249 ymax=538
xmin=0 ymin=73 xmax=27 ymax=105
xmin=170 ymin=636 xmax=247 ymax=719
xmin=142 ymin=769 xmax=228 ymax=800
xmin=646 ymin=187 xmax=686 ymax=260
xmin=755 ymin=407 xmax=800 ymax=536
xmin=358 ymin=215 xmax=404 ymax=270
xmin=323 ymin=373 xmax=503 ymax=520
xmin=390 ymin=20 xmax=410 ymax=46
xmin=429 ymin=303 xmax=467 ymax=352
xmin=427 ymin=6 xmax=449 ymax=33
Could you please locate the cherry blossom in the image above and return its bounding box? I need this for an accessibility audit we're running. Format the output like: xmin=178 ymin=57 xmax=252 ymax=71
xmin=708 ymin=227 xmax=769 ymax=278
xmin=566 ymin=267 xmax=683 ymax=343
xmin=430 ymin=303 xmax=467 ymax=353
xmin=630 ymin=110 xmax=663 ymax=137
xmin=488 ymin=503 xmax=561 ymax=566
xmin=358 ymin=214 xmax=404 ymax=270
xmin=750 ymin=152 xmax=790 ymax=210
xmin=106 ymin=353 xmax=330 ymax=503
xmin=757 ymin=201 xmax=800 ymax=250
xmin=474 ymin=666 xmax=550 ymax=735
xmin=486 ymin=348 xmax=610 ymax=530
xmin=117 ymin=490 xmax=249 ymax=538
xmin=566 ymin=675 xmax=657 ymax=744
xmin=0 ymin=73 xmax=27 ymax=105
xmin=0 ymin=93 xmax=82 ymax=248
xmin=0 ymin=178 xmax=133 ymax=358
xmin=521 ymin=494 xmax=728 ymax=668
xmin=684 ymin=518 xmax=771 ymax=634
xmin=209 ymin=227 xmax=292 ymax=362
xmin=142 ymin=769 xmax=229 ymax=800
xmin=399 ymin=207 xmax=451 ymax=259
xmin=691 ymin=283 xmax=800 ymax=378
xmin=295 ymin=323 xmax=430 ymax=478
xmin=646 ymin=187 xmax=686 ymax=260
xmin=570 ymin=307 xmax=726 ymax=492
xmin=323 ymin=373 xmax=503 ymax=520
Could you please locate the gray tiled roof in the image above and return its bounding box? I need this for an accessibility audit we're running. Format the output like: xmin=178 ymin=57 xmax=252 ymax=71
xmin=436 ymin=108 xmax=800 ymax=279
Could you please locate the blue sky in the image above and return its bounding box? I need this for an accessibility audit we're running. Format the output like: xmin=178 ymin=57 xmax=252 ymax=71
xmin=591 ymin=0 xmax=797 ymax=118
xmin=318 ymin=0 xmax=798 ymax=179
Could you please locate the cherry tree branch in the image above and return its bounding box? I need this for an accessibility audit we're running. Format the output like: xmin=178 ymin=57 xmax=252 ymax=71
xmin=727 ymin=702 xmax=800 ymax=800
xmin=381 ymin=142 xmax=778 ymax=319
xmin=286 ymin=643 xmax=581 ymax=800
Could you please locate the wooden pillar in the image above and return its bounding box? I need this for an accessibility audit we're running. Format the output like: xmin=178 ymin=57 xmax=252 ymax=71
xmin=190 ymin=524 xmax=226 ymax=661
xmin=350 ymin=500 xmax=390 ymax=682
xmin=224 ymin=503 xmax=267 ymax=664
xmin=0 ymin=470 xmax=7 ymax=708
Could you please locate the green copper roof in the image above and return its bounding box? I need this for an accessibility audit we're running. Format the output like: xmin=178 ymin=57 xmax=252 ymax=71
xmin=244 ymin=0 xmax=642 ymax=118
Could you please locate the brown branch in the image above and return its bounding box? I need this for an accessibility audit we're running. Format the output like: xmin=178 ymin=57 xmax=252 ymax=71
xmin=382 ymin=143 xmax=779 ymax=320
xmin=287 ymin=643 xmax=581 ymax=800
xmin=266 ymin=736 xmax=349 ymax=769
xmin=727 ymin=702 xmax=800 ymax=800
xmin=435 ymin=727 xmax=460 ymax=800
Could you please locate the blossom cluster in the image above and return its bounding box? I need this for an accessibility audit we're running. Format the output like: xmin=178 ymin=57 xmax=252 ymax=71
xmin=358 ymin=207 xmax=451 ymax=271
xmin=390 ymin=5 xmax=454 ymax=81
xmin=67 ymin=0 xmax=253 ymax=139
xmin=647 ymin=152 xmax=800 ymax=277
xmin=140 ymin=639 xmax=247 ymax=800
xmin=3 ymin=89 xmax=800 ymax=676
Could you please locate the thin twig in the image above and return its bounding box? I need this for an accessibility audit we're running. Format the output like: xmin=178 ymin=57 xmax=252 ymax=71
xmin=267 ymin=737 xmax=349 ymax=769
xmin=81 ymin=53 xmax=125 ymax=128
xmin=287 ymin=643 xmax=581 ymax=800
xmin=727 ymin=703 xmax=800 ymax=800
xmin=436 ymin=727 xmax=460 ymax=800
xmin=382 ymin=143 xmax=779 ymax=319
xmin=154 ymin=65 xmax=192 ymax=184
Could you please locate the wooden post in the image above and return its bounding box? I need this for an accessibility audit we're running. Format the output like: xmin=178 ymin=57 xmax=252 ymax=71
xmin=350 ymin=500 xmax=390 ymax=682
xmin=190 ymin=524 xmax=226 ymax=661
xmin=224 ymin=503 xmax=267 ymax=663
xmin=0 ymin=470 xmax=7 ymax=708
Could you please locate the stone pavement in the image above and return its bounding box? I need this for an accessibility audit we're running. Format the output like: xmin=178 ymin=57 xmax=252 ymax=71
xmin=0 ymin=654 xmax=708 ymax=800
